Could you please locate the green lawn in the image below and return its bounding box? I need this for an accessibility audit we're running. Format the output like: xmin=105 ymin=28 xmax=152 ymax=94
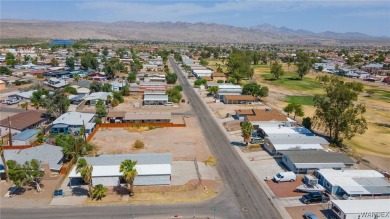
xmin=261 ymin=72 xmax=322 ymax=92
xmin=285 ymin=95 xmax=315 ymax=106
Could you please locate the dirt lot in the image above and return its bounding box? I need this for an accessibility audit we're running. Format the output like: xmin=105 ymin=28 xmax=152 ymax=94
xmin=91 ymin=117 xmax=212 ymax=161
xmin=85 ymin=179 xmax=221 ymax=205
xmin=286 ymin=204 xmax=332 ymax=219
xmin=0 ymin=174 xmax=64 ymax=208
xmin=266 ymin=175 xmax=305 ymax=198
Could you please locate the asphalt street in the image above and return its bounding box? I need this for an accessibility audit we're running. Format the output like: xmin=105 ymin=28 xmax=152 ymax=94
xmin=169 ymin=57 xmax=280 ymax=219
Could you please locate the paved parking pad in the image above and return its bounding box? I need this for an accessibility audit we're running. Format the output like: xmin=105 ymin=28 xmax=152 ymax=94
xmin=266 ymin=175 xmax=306 ymax=198
xmin=286 ymin=204 xmax=331 ymax=219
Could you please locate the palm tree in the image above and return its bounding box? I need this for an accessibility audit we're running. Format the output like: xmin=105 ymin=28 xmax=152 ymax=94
xmin=120 ymin=159 xmax=138 ymax=196
xmin=76 ymin=158 xmax=93 ymax=197
xmin=91 ymin=184 xmax=107 ymax=200
xmin=241 ymin=121 xmax=254 ymax=146
xmin=73 ymin=74 xmax=80 ymax=83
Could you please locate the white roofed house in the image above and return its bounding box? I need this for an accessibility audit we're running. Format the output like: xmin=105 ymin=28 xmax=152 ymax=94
xmin=68 ymin=153 xmax=172 ymax=187
xmin=331 ymin=199 xmax=390 ymax=219
xmin=44 ymin=77 xmax=68 ymax=89
xmin=51 ymin=112 xmax=96 ymax=135
xmin=206 ymin=83 xmax=242 ymax=100
xmin=316 ymin=169 xmax=390 ymax=198
xmin=85 ymin=92 xmax=113 ymax=105
xmin=193 ymin=69 xmax=213 ymax=78
xmin=143 ymin=94 xmax=169 ymax=105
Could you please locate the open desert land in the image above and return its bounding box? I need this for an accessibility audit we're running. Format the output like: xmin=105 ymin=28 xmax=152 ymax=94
xmin=90 ymin=117 xmax=212 ymax=161
xmin=250 ymin=64 xmax=390 ymax=171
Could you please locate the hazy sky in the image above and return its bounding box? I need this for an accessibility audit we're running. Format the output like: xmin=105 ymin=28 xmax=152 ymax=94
xmin=2 ymin=0 xmax=390 ymax=36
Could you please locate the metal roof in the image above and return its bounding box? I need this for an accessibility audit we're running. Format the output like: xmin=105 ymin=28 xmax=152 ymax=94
xmin=0 ymin=111 xmax=46 ymax=131
xmin=0 ymin=144 xmax=63 ymax=171
xmin=69 ymin=164 xmax=171 ymax=178
xmin=124 ymin=112 xmax=171 ymax=121
xmin=85 ymin=92 xmax=112 ymax=101
xmin=53 ymin=112 xmax=95 ymax=126
xmin=266 ymin=136 xmax=329 ymax=145
xmin=82 ymin=153 xmax=172 ymax=166
xmin=12 ymin=129 xmax=39 ymax=141
xmin=143 ymin=94 xmax=168 ymax=101
xmin=332 ymin=200 xmax=390 ymax=214
xmin=282 ymin=150 xmax=354 ymax=165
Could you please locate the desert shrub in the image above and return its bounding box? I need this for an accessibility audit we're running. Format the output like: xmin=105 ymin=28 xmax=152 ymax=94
xmin=204 ymin=156 xmax=216 ymax=166
xmin=133 ymin=139 xmax=145 ymax=149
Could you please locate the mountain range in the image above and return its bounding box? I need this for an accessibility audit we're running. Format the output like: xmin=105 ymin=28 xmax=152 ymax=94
xmin=1 ymin=19 xmax=389 ymax=45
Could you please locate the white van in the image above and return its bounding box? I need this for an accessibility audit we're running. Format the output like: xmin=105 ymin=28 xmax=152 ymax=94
xmin=273 ymin=172 xmax=296 ymax=183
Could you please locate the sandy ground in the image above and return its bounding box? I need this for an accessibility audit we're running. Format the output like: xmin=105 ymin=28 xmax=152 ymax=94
xmin=91 ymin=117 xmax=211 ymax=161
xmin=0 ymin=175 xmax=64 ymax=208
xmin=84 ymin=179 xmax=221 ymax=206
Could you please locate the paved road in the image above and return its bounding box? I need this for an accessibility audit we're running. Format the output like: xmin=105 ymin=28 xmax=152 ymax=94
xmin=169 ymin=57 xmax=280 ymax=219
xmin=1 ymin=189 xmax=240 ymax=219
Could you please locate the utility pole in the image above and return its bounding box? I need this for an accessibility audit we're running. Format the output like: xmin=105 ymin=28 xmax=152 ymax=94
xmin=8 ymin=117 xmax=12 ymax=146
xmin=82 ymin=120 xmax=87 ymax=143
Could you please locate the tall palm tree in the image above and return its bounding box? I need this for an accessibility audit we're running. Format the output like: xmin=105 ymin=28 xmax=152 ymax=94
xmin=76 ymin=158 xmax=93 ymax=197
xmin=241 ymin=121 xmax=254 ymax=146
xmin=120 ymin=159 xmax=138 ymax=196
xmin=91 ymin=184 xmax=107 ymax=200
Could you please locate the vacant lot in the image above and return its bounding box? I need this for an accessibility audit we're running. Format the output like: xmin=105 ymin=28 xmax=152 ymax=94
xmin=91 ymin=117 xmax=211 ymax=161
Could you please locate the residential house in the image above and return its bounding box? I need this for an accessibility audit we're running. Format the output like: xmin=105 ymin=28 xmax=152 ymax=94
xmin=85 ymin=92 xmax=112 ymax=105
xmin=51 ymin=112 xmax=96 ymax=135
xmin=138 ymin=82 xmax=167 ymax=93
xmin=193 ymin=69 xmax=213 ymax=78
xmin=11 ymin=129 xmax=40 ymax=146
xmin=143 ymin=94 xmax=169 ymax=105
xmin=44 ymin=77 xmax=68 ymax=89
xmin=124 ymin=112 xmax=171 ymax=123
xmin=106 ymin=111 xmax=126 ymax=123
xmin=68 ymin=153 xmax=172 ymax=187
xmin=235 ymin=108 xmax=290 ymax=128
xmin=0 ymin=144 xmax=64 ymax=179
xmin=316 ymin=169 xmax=390 ymax=198
xmin=88 ymin=72 xmax=107 ymax=81
xmin=281 ymin=150 xmax=355 ymax=174
xmin=331 ymin=199 xmax=390 ymax=219
xmin=207 ymin=83 xmax=242 ymax=100
xmin=222 ymin=95 xmax=257 ymax=104
xmin=8 ymin=90 xmax=37 ymax=101
xmin=263 ymin=135 xmax=329 ymax=154
xmin=212 ymin=72 xmax=227 ymax=82
xmin=0 ymin=112 xmax=49 ymax=137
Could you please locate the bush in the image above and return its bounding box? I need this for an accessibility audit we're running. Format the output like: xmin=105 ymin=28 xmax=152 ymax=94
xmin=94 ymin=117 xmax=102 ymax=124
xmin=64 ymin=86 xmax=78 ymax=95
xmin=133 ymin=139 xmax=145 ymax=149
xmin=14 ymin=80 xmax=22 ymax=86
xmin=173 ymin=85 xmax=183 ymax=91
xmin=194 ymin=78 xmax=207 ymax=86
xmin=111 ymin=98 xmax=120 ymax=107
xmin=204 ymin=156 xmax=216 ymax=166
xmin=217 ymin=80 xmax=224 ymax=83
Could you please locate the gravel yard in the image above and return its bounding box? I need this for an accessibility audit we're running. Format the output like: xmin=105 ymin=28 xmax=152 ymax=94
xmin=91 ymin=117 xmax=212 ymax=161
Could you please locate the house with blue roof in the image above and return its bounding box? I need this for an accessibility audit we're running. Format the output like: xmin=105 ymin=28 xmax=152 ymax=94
xmin=12 ymin=129 xmax=40 ymax=146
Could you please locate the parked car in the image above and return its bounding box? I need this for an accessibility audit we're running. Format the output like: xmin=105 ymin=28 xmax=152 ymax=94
xmin=1 ymin=99 xmax=9 ymax=104
xmin=7 ymin=99 xmax=19 ymax=105
xmin=164 ymin=102 xmax=173 ymax=106
xmin=273 ymin=172 xmax=296 ymax=183
xmin=301 ymin=192 xmax=330 ymax=204
xmin=250 ymin=137 xmax=263 ymax=144
xmin=303 ymin=212 xmax=319 ymax=219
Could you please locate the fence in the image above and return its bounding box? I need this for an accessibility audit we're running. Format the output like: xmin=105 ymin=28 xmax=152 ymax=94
xmin=2 ymin=141 xmax=40 ymax=150
xmin=85 ymin=122 xmax=186 ymax=142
